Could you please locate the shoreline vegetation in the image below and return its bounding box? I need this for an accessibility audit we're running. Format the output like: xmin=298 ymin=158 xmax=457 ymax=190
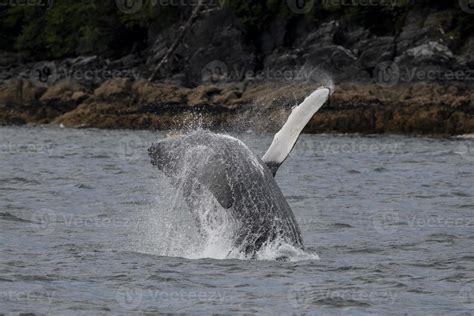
xmin=1 ymin=78 xmax=473 ymax=135
xmin=1 ymin=1 xmax=473 ymax=134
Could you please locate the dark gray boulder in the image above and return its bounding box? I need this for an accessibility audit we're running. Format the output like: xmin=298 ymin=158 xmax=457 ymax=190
xmin=358 ymin=37 xmax=395 ymax=70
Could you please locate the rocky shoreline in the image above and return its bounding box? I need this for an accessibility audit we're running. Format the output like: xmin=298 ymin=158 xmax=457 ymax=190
xmin=1 ymin=4 xmax=473 ymax=135
xmin=1 ymin=78 xmax=473 ymax=135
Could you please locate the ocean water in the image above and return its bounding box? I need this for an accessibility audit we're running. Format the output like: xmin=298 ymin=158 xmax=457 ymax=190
xmin=0 ymin=126 xmax=473 ymax=315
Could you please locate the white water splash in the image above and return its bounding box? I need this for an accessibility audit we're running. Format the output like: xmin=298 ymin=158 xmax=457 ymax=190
xmin=138 ymin=131 xmax=319 ymax=262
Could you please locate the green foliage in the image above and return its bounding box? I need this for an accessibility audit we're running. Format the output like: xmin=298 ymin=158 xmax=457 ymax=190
xmin=3 ymin=6 xmax=48 ymax=55
xmin=0 ymin=0 xmax=473 ymax=60
xmin=0 ymin=0 xmax=180 ymax=59
xmin=44 ymin=0 xmax=99 ymax=57
xmin=117 ymin=0 xmax=179 ymax=29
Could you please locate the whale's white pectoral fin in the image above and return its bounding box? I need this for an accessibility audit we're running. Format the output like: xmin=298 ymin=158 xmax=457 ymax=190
xmin=262 ymin=87 xmax=331 ymax=176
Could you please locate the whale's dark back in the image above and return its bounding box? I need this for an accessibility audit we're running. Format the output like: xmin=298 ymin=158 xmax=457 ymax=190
xmin=149 ymin=130 xmax=303 ymax=255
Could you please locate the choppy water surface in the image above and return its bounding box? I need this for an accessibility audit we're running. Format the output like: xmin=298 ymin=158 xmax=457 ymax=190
xmin=0 ymin=126 xmax=473 ymax=314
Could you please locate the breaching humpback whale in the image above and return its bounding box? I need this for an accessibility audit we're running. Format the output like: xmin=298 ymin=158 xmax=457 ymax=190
xmin=148 ymin=87 xmax=331 ymax=256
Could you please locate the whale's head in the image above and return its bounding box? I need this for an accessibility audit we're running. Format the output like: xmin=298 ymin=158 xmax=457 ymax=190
xmin=148 ymin=133 xmax=188 ymax=177
xmin=148 ymin=130 xmax=219 ymax=177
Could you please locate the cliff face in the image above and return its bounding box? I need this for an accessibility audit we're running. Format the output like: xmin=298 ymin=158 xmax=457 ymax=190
xmin=1 ymin=1 xmax=473 ymax=87
xmin=0 ymin=1 xmax=473 ymax=134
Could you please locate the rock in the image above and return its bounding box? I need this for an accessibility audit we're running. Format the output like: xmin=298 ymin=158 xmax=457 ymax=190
xmin=456 ymin=37 xmax=474 ymax=68
xmin=0 ymin=52 xmax=25 ymax=67
xmin=305 ymin=45 xmax=366 ymax=81
xmin=396 ymin=9 xmax=454 ymax=54
xmin=115 ymin=54 xmax=140 ymax=69
xmin=358 ymin=37 xmax=395 ymax=69
xmin=132 ymin=80 xmax=190 ymax=104
xmin=400 ymin=41 xmax=454 ymax=64
xmin=68 ymin=55 xmax=99 ymax=68
xmin=187 ymin=85 xmax=222 ymax=106
xmin=301 ymin=21 xmax=340 ymax=48
xmin=40 ymin=79 xmax=87 ymax=104
xmin=0 ymin=79 xmax=45 ymax=104
xmin=94 ymin=78 xmax=132 ymax=99
xmin=263 ymin=50 xmax=301 ymax=75
xmin=212 ymin=90 xmax=241 ymax=106
xmin=394 ymin=41 xmax=457 ymax=82
xmin=337 ymin=26 xmax=370 ymax=52
xmin=71 ymin=91 xmax=88 ymax=103
xmin=147 ymin=9 xmax=257 ymax=85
